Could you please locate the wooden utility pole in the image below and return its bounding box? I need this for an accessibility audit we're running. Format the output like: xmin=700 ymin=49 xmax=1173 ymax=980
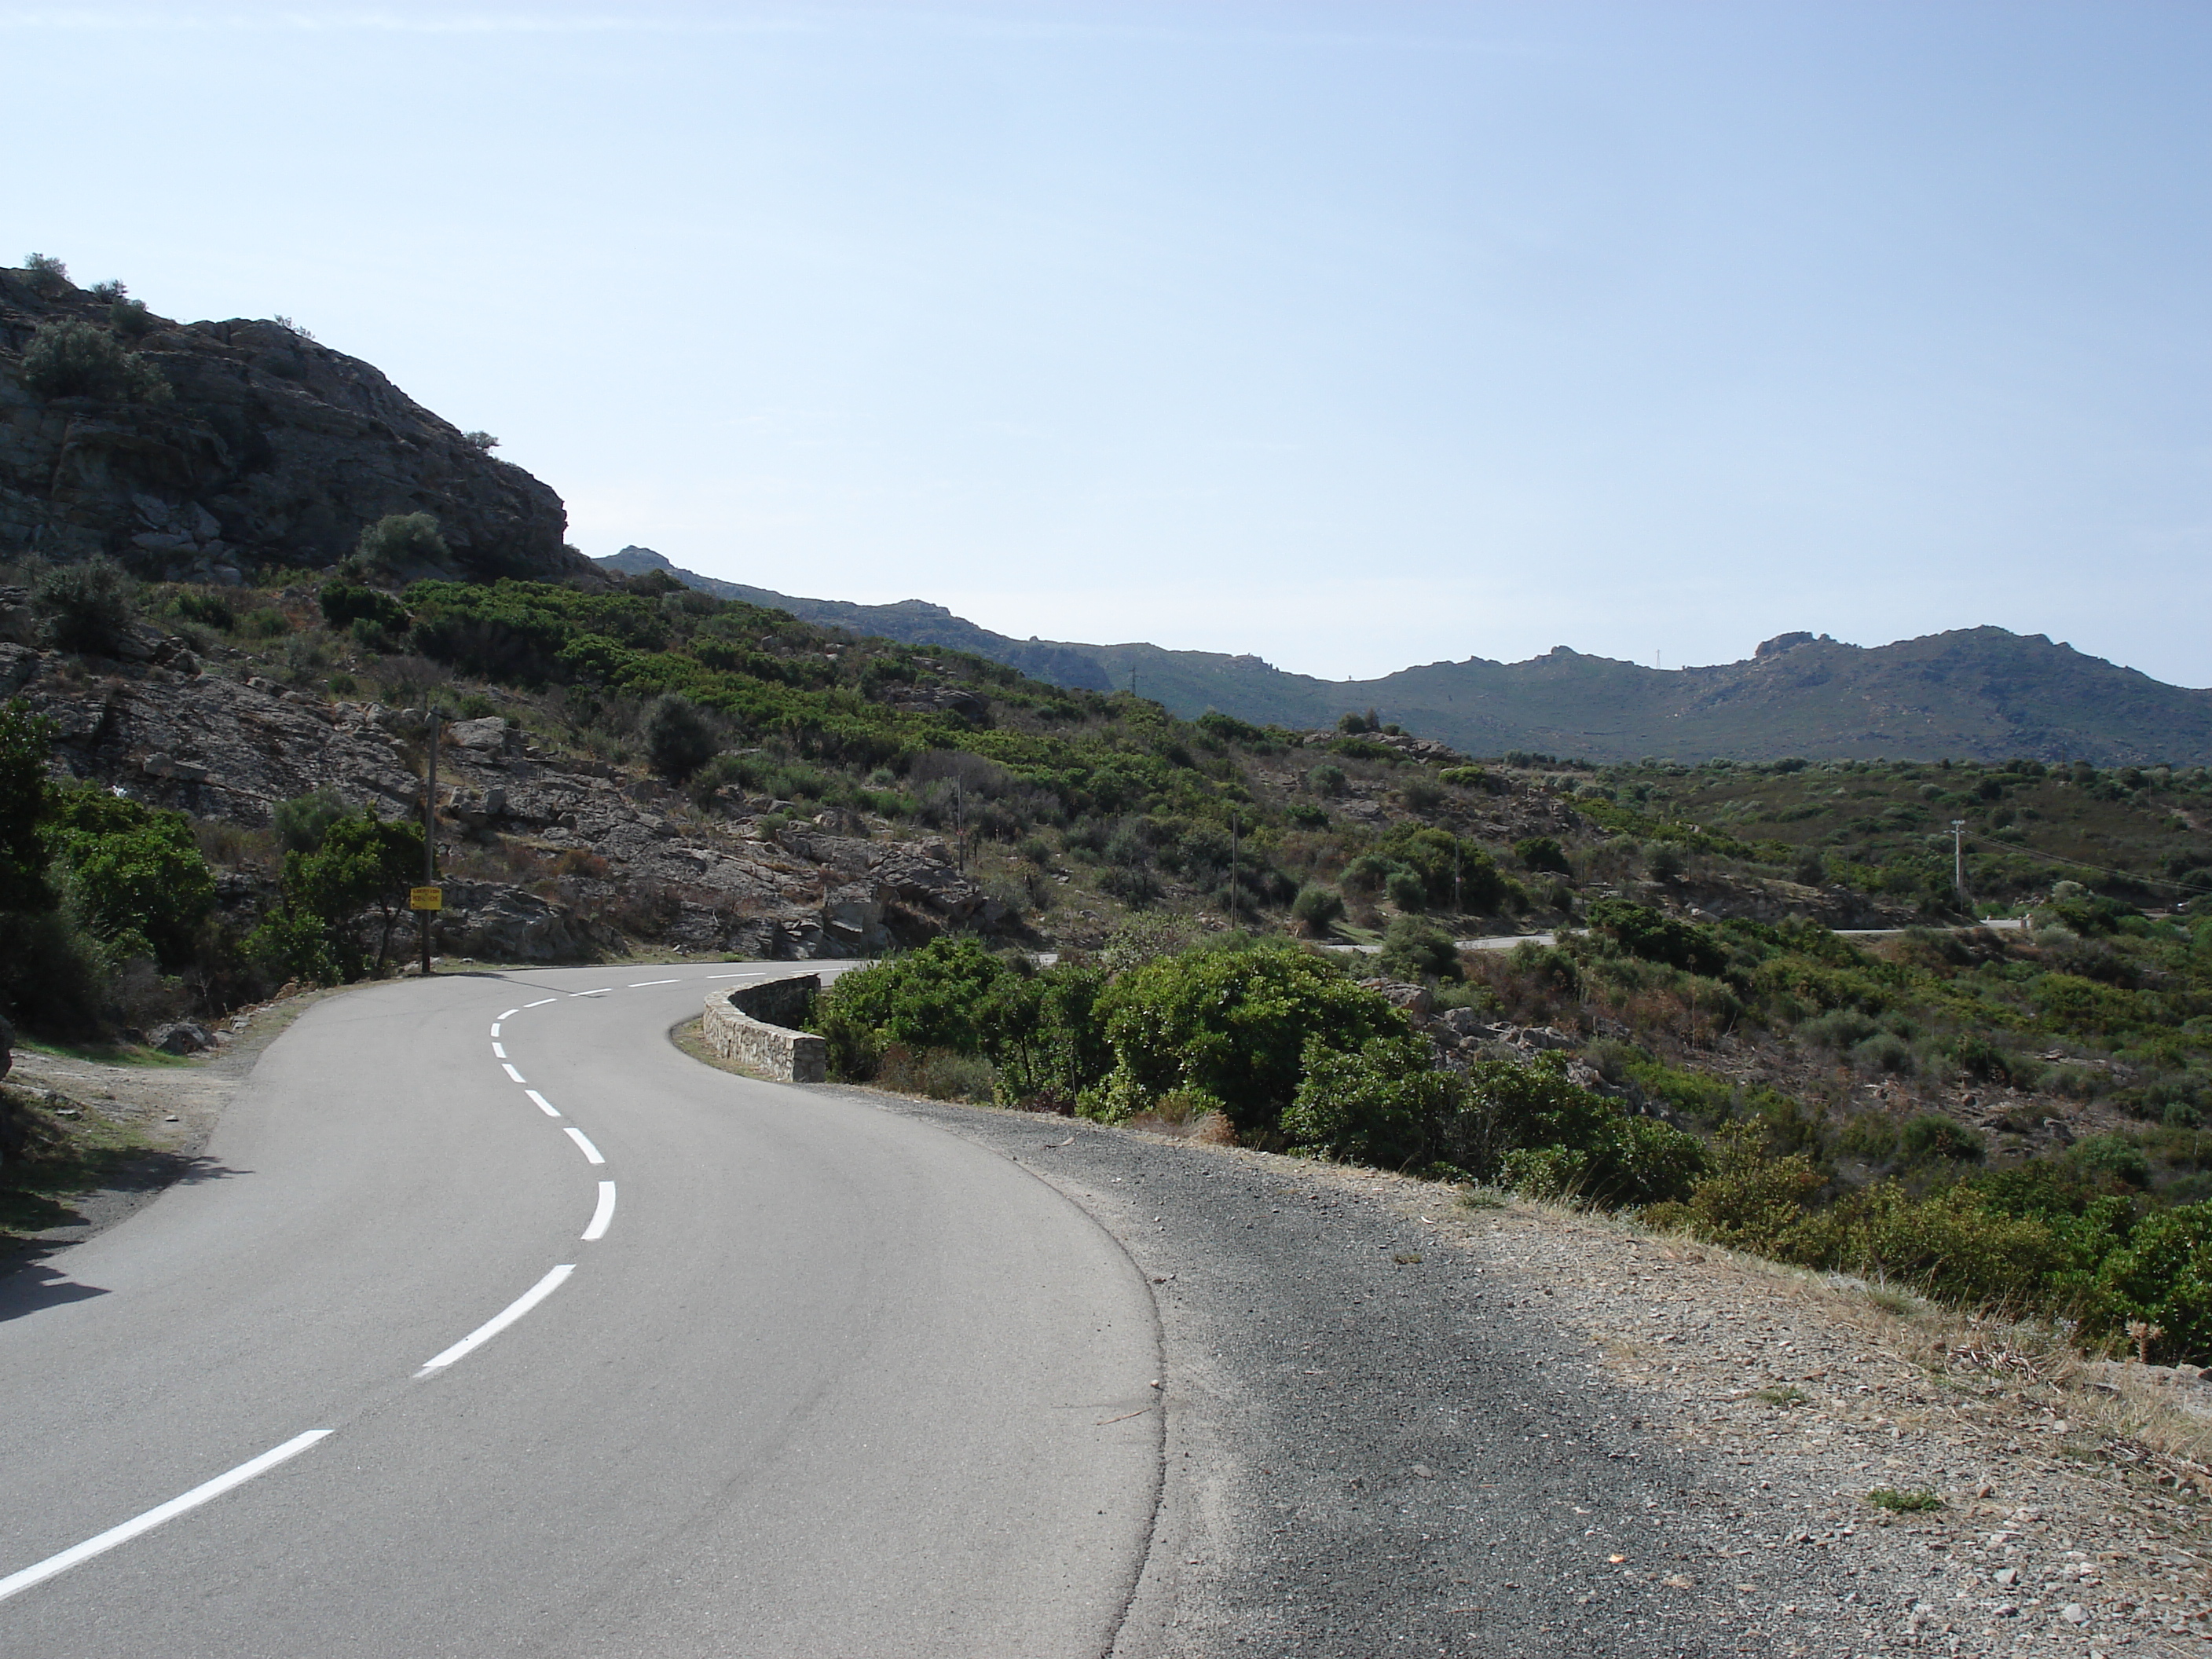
xmin=1951 ymin=819 xmax=1968 ymax=908
xmin=1229 ymin=812 xmax=1240 ymax=924
xmin=419 ymin=712 xmax=440 ymax=975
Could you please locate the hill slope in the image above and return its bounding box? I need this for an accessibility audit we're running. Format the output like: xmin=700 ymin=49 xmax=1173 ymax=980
xmin=599 ymin=550 xmax=2212 ymax=766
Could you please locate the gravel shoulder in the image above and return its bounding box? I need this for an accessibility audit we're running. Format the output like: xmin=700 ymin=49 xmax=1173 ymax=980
xmin=796 ymin=1079 xmax=2212 ymax=1659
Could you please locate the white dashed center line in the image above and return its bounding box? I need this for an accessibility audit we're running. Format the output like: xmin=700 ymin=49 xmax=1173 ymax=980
xmin=628 ymin=979 xmax=679 ymax=987
xmin=582 ymin=1181 xmax=617 ymax=1241
xmin=416 ymin=1265 xmax=575 ymax=1376
xmin=500 ymin=1063 xmax=526 ymax=1084
xmin=497 ymin=1008 xmax=518 ymax=1021
xmin=0 ymin=1430 xmax=335 ymax=1606
xmin=569 ymin=988 xmax=611 ymax=998
xmin=491 ymin=1042 xmax=506 ymax=1059
xmin=524 ymin=1090 xmax=560 ymax=1118
xmin=523 ymin=998 xmax=557 ymax=1009
xmin=562 ymin=1126 xmax=606 ymax=1165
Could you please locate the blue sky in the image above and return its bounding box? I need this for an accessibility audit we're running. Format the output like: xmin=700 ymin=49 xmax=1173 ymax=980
xmin=8 ymin=2 xmax=2208 ymax=687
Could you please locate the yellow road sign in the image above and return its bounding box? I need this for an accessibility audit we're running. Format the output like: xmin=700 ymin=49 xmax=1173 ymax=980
xmin=408 ymin=886 xmax=443 ymax=911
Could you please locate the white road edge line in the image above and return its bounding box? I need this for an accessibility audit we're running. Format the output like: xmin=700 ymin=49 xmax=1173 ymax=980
xmin=0 ymin=1429 xmax=335 ymax=1606
xmin=491 ymin=1042 xmax=506 ymax=1059
xmin=522 ymin=998 xmax=557 ymax=1009
xmin=501 ymin=1063 xmax=525 ymax=1083
xmin=582 ymin=1181 xmax=616 ymax=1241
xmin=416 ymin=1265 xmax=575 ymax=1376
xmin=628 ymin=979 xmax=679 ymax=987
xmin=562 ymin=1126 xmax=606 ymax=1165
xmin=525 ymin=1090 xmax=560 ymax=1118
xmin=497 ymin=1008 xmax=519 ymax=1020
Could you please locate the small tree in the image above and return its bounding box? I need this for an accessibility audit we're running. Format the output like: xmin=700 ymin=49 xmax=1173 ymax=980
xmin=35 ymin=557 xmax=137 ymax=656
xmin=23 ymin=252 xmax=68 ymax=294
xmin=643 ymin=694 xmax=720 ymax=782
xmin=355 ymin=512 xmax=449 ymax=577
xmin=460 ymin=430 xmax=500 ymax=452
xmin=275 ymin=811 xmax=425 ymax=976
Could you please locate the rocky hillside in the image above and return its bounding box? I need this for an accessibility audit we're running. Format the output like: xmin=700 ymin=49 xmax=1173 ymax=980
xmin=0 ymin=262 xmax=595 ymax=586
xmin=602 ymin=551 xmax=2212 ymax=766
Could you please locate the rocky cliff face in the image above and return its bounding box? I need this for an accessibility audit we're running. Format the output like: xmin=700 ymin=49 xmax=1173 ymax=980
xmin=0 ymin=266 xmax=596 ymax=587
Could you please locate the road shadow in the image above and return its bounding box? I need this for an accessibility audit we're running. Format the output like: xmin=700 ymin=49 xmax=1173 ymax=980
xmin=0 ymin=1260 xmax=109 ymax=1323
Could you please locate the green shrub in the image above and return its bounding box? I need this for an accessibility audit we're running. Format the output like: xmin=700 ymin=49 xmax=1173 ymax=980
xmin=35 ymin=558 xmax=136 ymax=656
xmin=1285 ymin=1035 xmax=1467 ymax=1170
xmin=174 ymin=591 xmax=236 ymax=632
xmin=1378 ymin=916 xmax=1460 ymax=982
xmin=2093 ymin=1202 xmax=2212 ymax=1362
xmin=811 ymin=936 xmax=1021 ymax=1080
xmin=356 ymin=513 xmax=450 ymax=577
xmin=1291 ymin=884 xmax=1344 ymax=936
xmin=1306 ymin=764 xmax=1346 ymax=797
xmin=1898 ymin=1114 xmax=1982 ymax=1161
xmin=875 ymin=1044 xmax=995 ymax=1102
xmin=1514 ymin=836 xmax=1570 ymax=875
xmin=39 ymin=785 xmax=214 ymax=966
xmin=319 ymin=583 xmax=410 ymax=635
xmin=1851 ymin=1032 xmax=1917 ymax=1075
xmin=1097 ymin=942 xmax=1404 ymax=1134
xmin=1647 ymin=1124 xmax=1825 ymax=1251
xmin=1585 ymin=899 xmax=1726 ymax=976
xmin=273 ymin=789 xmax=351 ymax=855
xmin=1384 ymin=868 xmax=1426 ymax=912
xmin=1798 ymin=1008 xmax=1881 ymax=1051
xmin=19 ymin=320 xmax=170 ymax=403
xmin=643 ymin=694 xmax=720 ymax=782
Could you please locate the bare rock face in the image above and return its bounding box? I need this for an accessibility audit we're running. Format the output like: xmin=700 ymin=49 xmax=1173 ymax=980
xmin=0 ymin=266 xmax=599 ymax=585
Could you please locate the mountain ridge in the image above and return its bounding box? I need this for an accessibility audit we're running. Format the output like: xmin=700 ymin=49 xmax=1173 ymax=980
xmin=595 ymin=547 xmax=2212 ymax=766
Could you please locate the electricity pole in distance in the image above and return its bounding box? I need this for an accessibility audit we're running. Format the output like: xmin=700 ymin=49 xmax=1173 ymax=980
xmin=1951 ymin=820 xmax=1968 ymax=911
xmin=418 ymin=710 xmax=442 ymax=976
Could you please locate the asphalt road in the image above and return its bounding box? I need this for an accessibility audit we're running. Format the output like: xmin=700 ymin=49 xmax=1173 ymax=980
xmin=0 ymin=965 xmax=1161 ymax=1657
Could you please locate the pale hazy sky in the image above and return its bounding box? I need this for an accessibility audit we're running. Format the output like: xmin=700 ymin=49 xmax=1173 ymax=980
xmin=9 ymin=2 xmax=2208 ymax=686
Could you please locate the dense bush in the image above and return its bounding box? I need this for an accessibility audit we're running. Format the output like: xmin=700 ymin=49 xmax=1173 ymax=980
xmin=1377 ymin=917 xmax=1461 ymax=982
xmin=357 ymin=513 xmax=450 ymax=577
xmin=643 ymin=694 xmax=720 ymax=782
xmin=1291 ymin=884 xmax=1343 ymax=936
xmin=19 ymin=320 xmax=170 ymax=403
xmin=1286 ymin=1046 xmax=1705 ymax=1201
xmin=319 ymin=583 xmax=410 ymax=636
xmin=1096 ymin=943 xmax=1405 ymax=1134
xmin=35 ymin=558 xmax=137 ymax=657
xmin=40 ymin=786 xmax=215 ymax=965
xmin=1585 ymin=899 xmax=1727 ymax=976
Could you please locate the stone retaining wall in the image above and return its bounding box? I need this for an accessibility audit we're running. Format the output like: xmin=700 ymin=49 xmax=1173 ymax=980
xmin=701 ymin=975 xmax=825 ymax=1084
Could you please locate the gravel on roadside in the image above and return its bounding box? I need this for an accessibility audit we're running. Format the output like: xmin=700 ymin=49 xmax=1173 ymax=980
xmin=838 ymin=1087 xmax=2212 ymax=1659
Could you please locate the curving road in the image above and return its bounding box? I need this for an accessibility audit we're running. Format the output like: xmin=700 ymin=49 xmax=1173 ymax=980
xmin=0 ymin=966 xmax=1162 ymax=1657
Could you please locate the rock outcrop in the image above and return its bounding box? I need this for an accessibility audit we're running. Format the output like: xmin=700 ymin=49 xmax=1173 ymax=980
xmin=0 ymin=265 xmax=599 ymax=586
xmin=5 ymin=635 xmax=1009 ymax=965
